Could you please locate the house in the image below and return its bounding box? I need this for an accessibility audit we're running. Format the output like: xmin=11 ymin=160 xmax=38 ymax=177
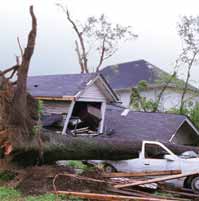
xmin=27 ymin=73 xmax=119 ymax=135
xmin=101 ymin=59 xmax=199 ymax=110
xmin=27 ymin=73 xmax=199 ymax=146
xmin=104 ymin=105 xmax=199 ymax=146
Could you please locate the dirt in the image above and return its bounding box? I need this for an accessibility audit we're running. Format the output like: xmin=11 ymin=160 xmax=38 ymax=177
xmin=3 ymin=165 xmax=109 ymax=196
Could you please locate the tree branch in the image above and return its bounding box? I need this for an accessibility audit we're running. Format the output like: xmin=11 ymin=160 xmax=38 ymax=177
xmin=96 ymin=36 xmax=106 ymax=72
xmin=75 ymin=41 xmax=84 ymax=73
xmin=57 ymin=4 xmax=89 ymax=73
xmin=153 ymin=71 xmax=177 ymax=112
xmin=180 ymin=51 xmax=198 ymax=113
xmin=16 ymin=5 xmax=37 ymax=95
xmin=0 ymin=65 xmax=19 ymax=77
xmin=17 ymin=37 xmax=24 ymax=58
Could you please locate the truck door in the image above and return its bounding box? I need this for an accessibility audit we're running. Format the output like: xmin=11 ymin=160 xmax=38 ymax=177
xmin=143 ymin=142 xmax=180 ymax=171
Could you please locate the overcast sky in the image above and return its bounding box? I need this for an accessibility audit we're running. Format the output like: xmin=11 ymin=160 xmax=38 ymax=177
xmin=1 ymin=0 xmax=199 ymax=86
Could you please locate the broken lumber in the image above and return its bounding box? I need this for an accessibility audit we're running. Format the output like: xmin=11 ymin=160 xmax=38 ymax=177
xmin=103 ymin=170 xmax=182 ymax=178
xmin=53 ymin=173 xmax=107 ymax=184
xmin=161 ymin=189 xmax=199 ymax=199
xmin=114 ymin=171 xmax=199 ymax=189
xmin=108 ymin=188 xmax=189 ymax=201
xmin=54 ymin=191 xmax=177 ymax=201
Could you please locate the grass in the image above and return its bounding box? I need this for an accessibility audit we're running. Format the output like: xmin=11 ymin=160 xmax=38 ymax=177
xmin=67 ymin=160 xmax=89 ymax=171
xmin=0 ymin=187 xmax=85 ymax=201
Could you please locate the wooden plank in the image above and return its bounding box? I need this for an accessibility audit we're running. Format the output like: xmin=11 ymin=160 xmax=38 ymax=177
xmin=109 ymin=188 xmax=189 ymax=201
xmin=62 ymin=100 xmax=75 ymax=135
xmin=103 ymin=170 xmax=182 ymax=178
xmin=162 ymin=189 xmax=199 ymax=199
xmin=54 ymin=191 xmax=177 ymax=201
xmin=114 ymin=171 xmax=199 ymax=189
xmin=57 ymin=173 xmax=107 ymax=183
xmin=42 ymin=100 xmax=71 ymax=114
xmin=99 ymin=102 xmax=106 ymax=133
xmin=35 ymin=96 xmax=75 ymax=101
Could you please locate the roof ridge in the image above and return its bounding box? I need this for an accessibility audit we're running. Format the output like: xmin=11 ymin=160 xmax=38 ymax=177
xmin=29 ymin=72 xmax=97 ymax=77
xmin=107 ymin=106 xmax=187 ymax=118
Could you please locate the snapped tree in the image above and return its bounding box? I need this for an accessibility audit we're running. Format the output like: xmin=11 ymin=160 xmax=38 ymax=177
xmin=0 ymin=5 xmax=38 ymax=157
xmin=57 ymin=3 xmax=137 ymax=73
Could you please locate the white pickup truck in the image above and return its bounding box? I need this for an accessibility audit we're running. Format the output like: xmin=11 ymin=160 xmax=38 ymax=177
xmin=87 ymin=141 xmax=199 ymax=193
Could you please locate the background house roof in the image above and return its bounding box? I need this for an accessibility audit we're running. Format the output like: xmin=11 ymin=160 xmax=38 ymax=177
xmin=101 ymin=59 xmax=197 ymax=91
xmin=101 ymin=59 xmax=161 ymax=90
xmin=103 ymin=105 xmax=197 ymax=143
xmin=27 ymin=73 xmax=97 ymax=98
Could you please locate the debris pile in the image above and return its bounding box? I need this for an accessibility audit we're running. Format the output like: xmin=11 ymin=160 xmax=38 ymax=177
xmin=53 ymin=170 xmax=199 ymax=200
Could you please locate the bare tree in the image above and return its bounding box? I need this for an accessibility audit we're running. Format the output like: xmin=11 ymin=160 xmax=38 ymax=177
xmin=57 ymin=4 xmax=137 ymax=73
xmin=177 ymin=16 xmax=199 ymax=113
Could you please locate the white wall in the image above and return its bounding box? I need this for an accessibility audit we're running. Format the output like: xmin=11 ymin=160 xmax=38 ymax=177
xmin=117 ymin=88 xmax=199 ymax=111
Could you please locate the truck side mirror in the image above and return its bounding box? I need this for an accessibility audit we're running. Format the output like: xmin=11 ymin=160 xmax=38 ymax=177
xmin=164 ymin=154 xmax=176 ymax=161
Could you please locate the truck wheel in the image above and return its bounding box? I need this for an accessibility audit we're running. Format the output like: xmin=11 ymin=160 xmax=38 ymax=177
xmin=191 ymin=176 xmax=199 ymax=194
xmin=184 ymin=176 xmax=193 ymax=189
xmin=103 ymin=164 xmax=116 ymax=173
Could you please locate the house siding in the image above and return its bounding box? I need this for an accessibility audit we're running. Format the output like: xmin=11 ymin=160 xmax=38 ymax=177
xmin=42 ymin=100 xmax=71 ymax=114
xmin=172 ymin=122 xmax=199 ymax=146
xmin=78 ymin=83 xmax=107 ymax=102
xmin=117 ymin=88 xmax=199 ymax=111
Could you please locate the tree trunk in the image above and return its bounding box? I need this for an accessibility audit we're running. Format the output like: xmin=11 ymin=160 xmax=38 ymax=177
xmin=11 ymin=131 xmax=199 ymax=166
xmin=0 ymin=5 xmax=37 ymax=158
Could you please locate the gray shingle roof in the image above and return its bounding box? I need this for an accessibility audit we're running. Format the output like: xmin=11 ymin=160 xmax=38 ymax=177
xmin=27 ymin=73 xmax=97 ymax=97
xmin=104 ymin=105 xmax=187 ymax=142
xmin=101 ymin=59 xmax=171 ymax=90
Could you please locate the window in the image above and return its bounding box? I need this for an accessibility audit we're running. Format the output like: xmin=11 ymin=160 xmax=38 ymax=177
xmin=145 ymin=144 xmax=169 ymax=159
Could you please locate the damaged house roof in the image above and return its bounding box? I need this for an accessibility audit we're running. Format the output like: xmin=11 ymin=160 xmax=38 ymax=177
xmin=27 ymin=73 xmax=119 ymax=102
xmin=27 ymin=73 xmax=97 ymax=98
xmin=41 ymin=104 xmax=199 ymax=145
xmin=103 ymin=105 xmax=199 ymax=145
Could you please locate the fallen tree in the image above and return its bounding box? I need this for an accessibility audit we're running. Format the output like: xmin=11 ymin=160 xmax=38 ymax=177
xmin=12 ymin=131 xmax=199 ymax=166
xmin=0 ymin=6 xmax=199 ymax=167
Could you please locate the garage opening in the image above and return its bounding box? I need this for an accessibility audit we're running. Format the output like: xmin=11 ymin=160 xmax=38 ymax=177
xmin=67 ymin=101 xmax=102 ymax=136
